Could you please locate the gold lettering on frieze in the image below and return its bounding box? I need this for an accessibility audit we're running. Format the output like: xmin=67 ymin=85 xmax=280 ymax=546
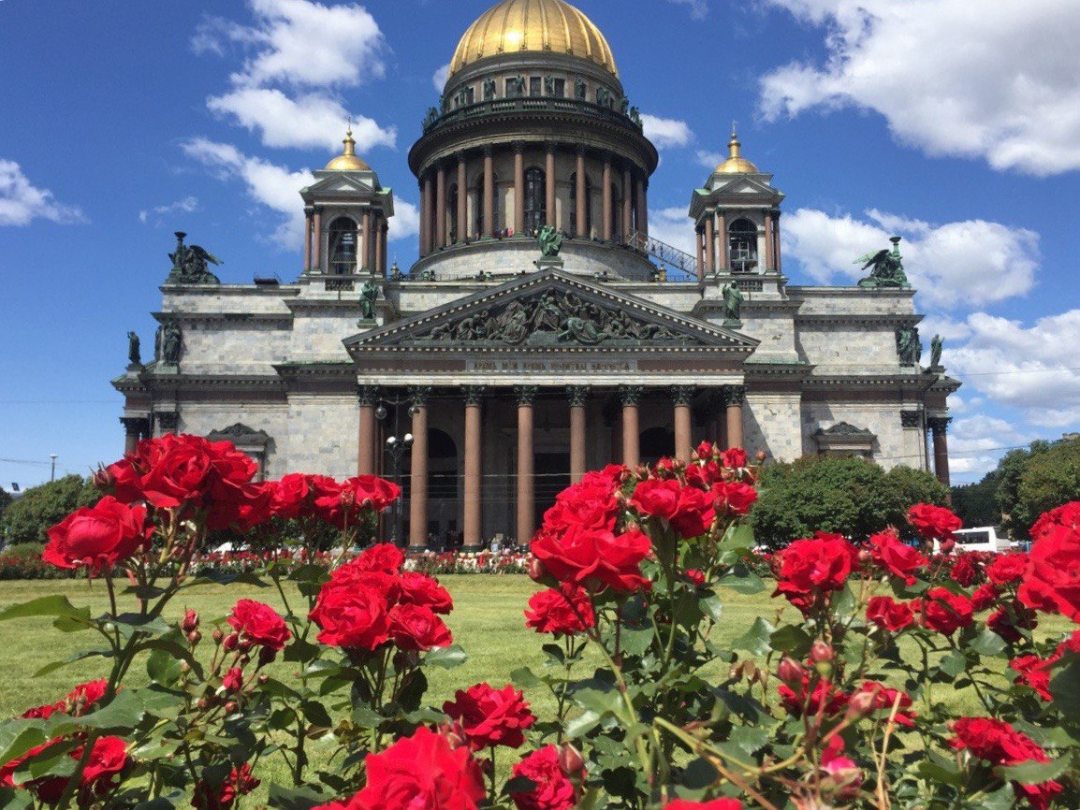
xmin=465 ymin=359 xmax=635 ymax=373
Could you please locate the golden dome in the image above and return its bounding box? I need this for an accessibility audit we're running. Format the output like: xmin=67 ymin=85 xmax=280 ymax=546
xmin=448 ymin=0 xmax=618 ymax=79
xmin=325 ymin=127 xmax=371 ymax=172
xmin=715 ymin=128 xmax=759 ymax=174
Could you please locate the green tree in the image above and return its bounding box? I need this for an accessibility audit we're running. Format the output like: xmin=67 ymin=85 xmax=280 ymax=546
xmin=996 ymin=441 xmax=1051 ymax=536
xmin=0 ymin=475 xmax=99 ymax=545
xmin=1015 ymin=437 xmax=1080 ymax=534
xmin=0 ymin=487 xmax=13 ymax=524
xmin=950 ymin=472 xmax=1001 ymax=528
xmin=751 ymin=456 xmax=944 ymax=550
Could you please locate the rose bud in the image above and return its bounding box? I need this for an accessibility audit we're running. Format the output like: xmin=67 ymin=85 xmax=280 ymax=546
xmin=778 ymin=656 xmax=804 ymax=685
xmin=224 ymin=701 xmax=239 ymax=715
xmin=181 ymin=609 xmax=200 ymax=634
xmin=811 ymin=640 xmax=834 ymax=663
xmin=197 ymin=698 xmax=210 ymax=711
xmin=257 ymin=674 xmax=269 ymax=685
xmin=939 ymin=538 xmax=956 ymax=554
xmin=857 ymin=549 xmax=872 ymax=565
xmin=258 ymin=646 xmax=277 ymax=667
xmin=754 ymin=450 xmax=767 ymax=463
xmin=212 ymin=629 xmax=224 ymax=644
xmin=558 ymin=743 xmax=585 ymax=776
xmin=187 ymin=630 xmax=202 ymax=645
xmin=845 ymin=690 xmax=877 ymax=721
xmin=528 ymin=557 xmax=548 ymax=583
xmin=237 ymin=638 xmax=254 ymax=654
xmin=222 ymin=632 xmax=239 ymax=651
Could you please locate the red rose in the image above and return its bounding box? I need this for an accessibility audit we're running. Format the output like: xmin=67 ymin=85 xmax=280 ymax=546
xmin=3 ymin=736 xmax=131 ymax=803
xmin=777 ymin=673 xmax=848 ymax=718
xmin=355 ymin=542 xmax=406 ymax=574
xmin=917 ymin=587 xmax=973 ymax=635
xmin=711 ymin=481 xmax=757 ymax=517
xmin=80 ymin=736 xmax=130 ymax=790
xmin=695 ymin=440 xmax=716 ymax=459
xmin=510 ymin=745 xmax=582 ymax=810
xmin=399 ymin=572 xmax=453 ymax=614
xmin=531 ymin=527 xmax=651 ymax=593
xmin=43 ymin=496 xmax=152 ymax=574
xmin=341 ymin=475 xmax=401 ymax=512
xmin=867 ymin=530 xmax=926 ymax=585
xmin=721 ymin=448 xmax=747 ymax=469
xmin=1010 ymin=653 xmax=1056 ymax=701
xmin=970 ymin=583 xmax=1001 ymax=611
xmin=313 ymin=476 xmax=400 ymax=529
xmin=193 ymin=762 xmax=260 ymax=810
xmin=854 ymin=681 xmax=916 ymax=727
xmin=906 ymin=503 xmax=962 ymax=542
xmin=0 ymin=739 xmax=66 ymax=797
xmin=389 ymin=604 xmax=453 ymax=651
xmin=310 ymin=583 xmax=390 ymax=651
xmin=228 ymin=599 xmax=291 ymax=652
xmin=986 ymin=552 xmax=1028 ymax=585
xmin=443 ymin=683 xmax=537 ymax=750
xmin=541 ymin=473 xmax=619 ymax=536
xmin=222 ymin=667 xmax=244 ymax=692
xmin=773 ymin=533 xmax=858 ymax=615
xmin=524 ymin=583 xmax=596 ymax=636
xmin=950 ymin=718 xmax=1062 ymax=809
xmin=1018 ymin=511 xmax=1080 ymax=620
xmin=664 ymin=801 xmax=743 ymax=810
xmin=205 ymin=479 xmax=273 ymax=532
xmin=21 ymin=679 xmax=109 ymax=721
xmin=987 ymin=600 xmax=1038 ymax=644
xmin=866 ymin=596 xmax=915 ymax=632
xmin=949 ymin=553 xmax=981 ymax=587
xmin=1029 ymin=500 xmax=1080 ymax=542
xmin=269 ymin=473 xmax=314 ymax=519
xmin=343 ymin=726 xmax=486 ymax=810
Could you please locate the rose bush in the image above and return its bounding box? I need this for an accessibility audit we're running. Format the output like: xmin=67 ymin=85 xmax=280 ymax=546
xmin=1 ymin=433 xmax=1078 ymax=809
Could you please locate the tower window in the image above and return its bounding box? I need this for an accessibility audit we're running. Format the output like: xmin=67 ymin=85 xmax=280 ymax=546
xmin=328 ymin=216 xmax=357 ymax=274
xmin=524 ymin=167 xmax=545 ymax=234
xmin=529 ymin=77 xmax=542 ymax=97
xmin=550 ymin=78 xmax=565 ymax=98
xmin=729 ymin=218 xmax=758 ymax=274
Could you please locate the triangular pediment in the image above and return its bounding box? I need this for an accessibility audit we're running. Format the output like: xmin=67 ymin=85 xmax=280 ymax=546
xmin=304 ymin=172 xmax=377 ymax=197
xmin=710 ymin=175 xmax=779 ymax=197
xmin=345 ymin=270 xmax=757 ymax=354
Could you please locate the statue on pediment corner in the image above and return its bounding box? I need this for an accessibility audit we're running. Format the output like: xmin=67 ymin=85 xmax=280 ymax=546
xmin=856 ymin=236 xmax=909 ymax=289
xmin=167 ymin=231 xmax=221 ymax=285
xmin=930 ymin=334 xmax=944 ymax=369
xmin=537 ymin=225 xmax=563 ymax=257
xmin=127 ymin=331 xmax=142 ymax=367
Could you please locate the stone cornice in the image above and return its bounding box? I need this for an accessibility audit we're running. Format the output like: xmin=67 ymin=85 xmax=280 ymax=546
xmin=160 ymin=284 xmax=300 ymax=297
xmin=152 ymin=311 xmax=292 ymax=325
xmin=794 ymin=313 xmax=923 ymax=326
xmin=787 ymin=286 xmax=916 ymax=299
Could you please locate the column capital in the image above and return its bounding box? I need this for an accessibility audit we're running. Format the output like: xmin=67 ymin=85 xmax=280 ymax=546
xmin=483 ymin=144 xmax=495 ymax=157
xmin=567 ymin=385 xmax=590 ymax=407
xmin=464 ymin=385 xmax=486 ymax=406
xmin=671 ymin=385 xmax=696 ymax=406
xmin=120 ymin=416 xmax=149 ymax=434
xmin=900 ymin=410 xmax=921 ymax=428
xmin=575 ymin=144 xmax=587 ymax=156
xmin=409 ymin=385 xmax=432 ymax=408
xmin=357 ymin=384 xmax=380 ymax=406
xmin=545 ymin=140 xmax=557 ymax=155
xmin=512 ymin=140 xmax=526 ymax=154
xmin=514 ymin=385 xmax=538 ymax=406
xmin=722 ymin=384 xmax=746 ymax=406
xmin=619 ymin=384 xmax=643 ymax=406
xmin=927 ymin=416 xmax=951 ymax=435
xmin=155 ymin=411 xmax=179 ymax=433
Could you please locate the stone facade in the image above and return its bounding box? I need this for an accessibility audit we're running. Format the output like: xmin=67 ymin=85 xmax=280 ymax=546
xmin=113 ymin=0 xmax=959 ymax=548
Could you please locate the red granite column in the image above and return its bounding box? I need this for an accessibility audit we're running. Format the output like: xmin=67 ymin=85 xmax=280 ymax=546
xmin=312 ymin=208 xmax=323 ymax=272
xmin=514 ymin=143 xmax=525 ymax=236
xmin=602 ymin=157 xmax=613 ymax=241
xmin=704 ymin=215 xmax=715 ymax=274
xmin=361 ymin=210 xmax=372 ymax=272
xmin=717 ymin=211 xmax=728 ymax=273
xmin=672 ymin=386 xmax=694 ymax=462
xmin=303 ymin=210 xmax=313 ymax=272
xmin=483 ymin=147 xmax=495 ymax=238
xmin=575 ymin=148 xmax=586 ymax=237
xmin=773 ymin=211 xmax=782 ymax=274
xmin=435 ymin=163 xmax=447 ymax=248
xmin=725 ymin=385 xmax=745 ymax=449
xmin=929 ymin=417 xmax=952 ymax=487
xmin=622 ymin=167 xmax=632 ymax=242
xmin=695 ymin=227 xmax=705 ymax=282
xmin=357 ymin=386 xmax=378 ymax=474
xmin=409 ymin=387 xmax=431 ymax=549
xmin=381 ymin=221 xmax=389 ymax=275
xmin=456 ymin=153 xmax=467 ymax=244
xmin=568 ymin=386 xmax=588 ymax=483
xmin=764 ymin=210 xmax=775 ymax=272
xmin=421 ymin=174 xmax=433 ymax=256
xmin=463 ymin=386 xmax=484 ymax=549
xmin=545 ymin=144 xmax=556 ymax=228
xmin=515 ymin=386 xmax=537 ymax=544
xmin=375 ymin=217 xmax=385 ymax=277
xmin=620 ymin=385 xmax=642 ymax=469
xmin=637 ymin=176 xmax=648 ymax=238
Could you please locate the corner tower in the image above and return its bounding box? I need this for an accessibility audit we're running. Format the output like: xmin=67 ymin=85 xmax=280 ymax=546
xmin=408 ymin=0 xmax=659 ymax=281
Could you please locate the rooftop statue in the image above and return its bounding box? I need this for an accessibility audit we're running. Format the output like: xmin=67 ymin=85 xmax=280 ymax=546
xmin=538 ymin=225 xmax=563 ymax=258
xmin=126 ymin=331 xmax=142 ymax=367
xmin=721 ymin=281 xmax=744 ymax=325
xmin=359 ymin=280 xmax=379 ymax=320
xmin=930 ymin=334 xmax=944 ymax=369
xmin=856 ymin=236 xmax=909 ymax=289
xmin=896 ymin=325 xmax=921 ymax=366
xmin=161 ymin=322 xmax=183 ymax=365
xmin=167 ymin=232 xmax=221 ymax=285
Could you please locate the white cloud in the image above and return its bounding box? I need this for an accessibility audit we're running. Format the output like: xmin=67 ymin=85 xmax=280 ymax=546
xmin=949 ymin=414 xmax=1028 ymax=476
xmin=947 ymin=310 xmax=1080 ymax=427
xmin=780 ymin=208 xmax=1039 ymax=308
xmin=648 ymin=206 xmax=696 ymax=257
xmin=207 ymin=88 xmax=395 ymax=152
xmin=387 ymin=199 xmax=419 ymax=243
xmin=641 ymin=114 xmax=694 ymax=149
xmin=139 ymin=195 xmax=199 ymax=225
xmin=665 ymin=0 xmax=709 ymax=19
xmin=758 ymin=0 xmax=1080 ymax=176
xmin=696 ymin=150 xmax=723 ymax=170
xmin=0 ymin=160 xmax=85 ymax=226
xmin=182 ymin=138 xmax=312 ymax=248
xmin=432 ymin=63 xmax=450 ymax=93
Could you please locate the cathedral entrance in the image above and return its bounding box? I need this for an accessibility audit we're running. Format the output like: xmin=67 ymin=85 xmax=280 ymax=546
xmin=534 ymin=451 xmax=570 ymax=532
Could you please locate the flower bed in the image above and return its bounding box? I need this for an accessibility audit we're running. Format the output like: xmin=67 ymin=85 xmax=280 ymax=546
xmin=0 ymin=434 xmax=1078 ymax=809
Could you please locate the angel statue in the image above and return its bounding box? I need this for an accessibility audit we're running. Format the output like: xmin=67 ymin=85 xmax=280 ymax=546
xmin=930 ymin=334 xmax=944 ymax=369
xmin=167 ymin=231 xmax=222 ymax=285
xmin=537 ymin=225 xmax=563 ymax=258
xmin=856 ymin=236 xmax=909 ymax=289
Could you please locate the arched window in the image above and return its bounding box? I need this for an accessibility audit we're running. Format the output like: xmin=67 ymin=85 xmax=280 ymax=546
xmin=524 ymin=167 xmax=545 ymax=234
xmin=448 ymin=183 xmax=458 ymax=243
xmin=568 ymin=172 xmax=592 ymax=238
xmin=729 ymin=218 xmax=758 ymax=274
xmin=473 ymin=173 xmax=500 ymax=237
xmin=328 ymin=217 xmax=357 ymax=274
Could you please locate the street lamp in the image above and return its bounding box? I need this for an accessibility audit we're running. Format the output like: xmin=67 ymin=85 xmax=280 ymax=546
xmin=49 ymin=454 xmax=57 ymax=482
xmin=384 ymin=432 xmax=413 ymax=546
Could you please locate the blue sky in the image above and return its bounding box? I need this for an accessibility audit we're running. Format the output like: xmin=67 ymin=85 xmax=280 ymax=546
xmin=2 ymin=0 xmax=1078 ymax=489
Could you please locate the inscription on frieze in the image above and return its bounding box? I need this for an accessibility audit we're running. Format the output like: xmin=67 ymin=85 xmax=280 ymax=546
xmin=465 ymin=359 xmax=638 ymax=374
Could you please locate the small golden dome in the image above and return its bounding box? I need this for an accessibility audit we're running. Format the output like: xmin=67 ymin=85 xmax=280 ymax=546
xmin=448 ymin=0 xmax=618 ymax=80
xmin=325 ymin=127 xmax=371 ymax=172
xmin=715 ymin=128 xmax=759 ymax=174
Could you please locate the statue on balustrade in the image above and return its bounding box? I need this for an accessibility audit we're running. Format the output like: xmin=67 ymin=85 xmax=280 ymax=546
xmin=483 ymin=79 xmax=496 ymax=101
xmin=166 ymin=231 xmax=221 ymax=285
xmin=161 ymin=322 xmax=183 ymax=364
xmin=896 ymin=326 xmax=922 ymax=366
xmin=537 ymin=225 xmax=563 ymax=258
xmin=721 ymin=281 xmax=744 ymax=325
xmin=359 ymin=281 xmax=379 ymax=320
xmin=126 ymin=331 xmax=142 ymax=367
xmin=574 ymin=79 xmax=587 ymax=100
xmin=856 ymin=236 xmax=909 ymax=289
xmin=930 ymin=334 xmax=944 ymax=369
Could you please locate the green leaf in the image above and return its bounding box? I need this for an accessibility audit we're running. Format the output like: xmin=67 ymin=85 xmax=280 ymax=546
xmin=620 ymin=624 xmax=655 ymax=657
xmin=968 ymin=628 xmax=1007 ymax=658
xmin=423 ymin=644 xmax=467 ymax=669
xmin=542 ymin=643 xmax=565 ymax=664
xmin=718 ymin=564 xmax=765 ymax=595
xmin=999 ymin=755 xmax=1072 ymax=784
xmin=0 ymin=595 xmax=92 ymax=624
xmin=831 ymin=583 xmax=857 ymax=618
xmin=729 ymin=725 xmax=770 ymax=757
xmin=732 ymin=617 xmax=775 ymax=656
xmin=301 ymin=700 xmax=334 ymax=729
xmin=47 ymin=689 xmax=145 ymax=736
xmin=938 ymin=649 xmax=967 ymax=679
xmin=510 ymin=666 xmax=543 ymax=689
xmin=699 ymin=593 xmax=724 ymax=623
xmin=147 ymin=647 xmax=182 ymax=687
xmin=681 ymin=757 xmax=719 ymax=789
xmin=1050 ymin=654 xmax=1080 ymax=712
xmin=0 ymin=721 xmax=49 ymax=767
xmin=564 ymin=709 xmax=601 ymax=738
xmin=34 ymin=648 xmax=113 ymax=678
xmin=283 ymin=638 xmax=321 ymax=664
xmin=769 ymin=625 xmax=813 ymax=657
xmin=267 ymin=783 xmax=331 ymax=809
xmin=916 ymin=759 xmax=965 ymax=787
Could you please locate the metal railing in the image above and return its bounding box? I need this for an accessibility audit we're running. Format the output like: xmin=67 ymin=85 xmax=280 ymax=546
xmin=423 ymin=97 xmax=645 ymax=134
xmin=626 ymin=230 xmax=700 ymax=282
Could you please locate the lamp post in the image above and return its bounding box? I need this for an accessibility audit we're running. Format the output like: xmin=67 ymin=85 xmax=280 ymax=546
xmin=383 ymin=432 xmax=413 ymax=546
xmin=49 ymin=454 xmax=57 ymax=482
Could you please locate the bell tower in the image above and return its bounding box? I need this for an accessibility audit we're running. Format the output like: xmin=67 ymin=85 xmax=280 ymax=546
xmin=688 ymin=128 xmax=785 ymax=282
xmin=299 ymin=127 xmax=395 ymax=277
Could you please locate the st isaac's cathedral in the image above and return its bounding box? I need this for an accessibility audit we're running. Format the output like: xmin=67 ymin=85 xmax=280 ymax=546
xmin=114 ymin=0 xmax=959 ymax=549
